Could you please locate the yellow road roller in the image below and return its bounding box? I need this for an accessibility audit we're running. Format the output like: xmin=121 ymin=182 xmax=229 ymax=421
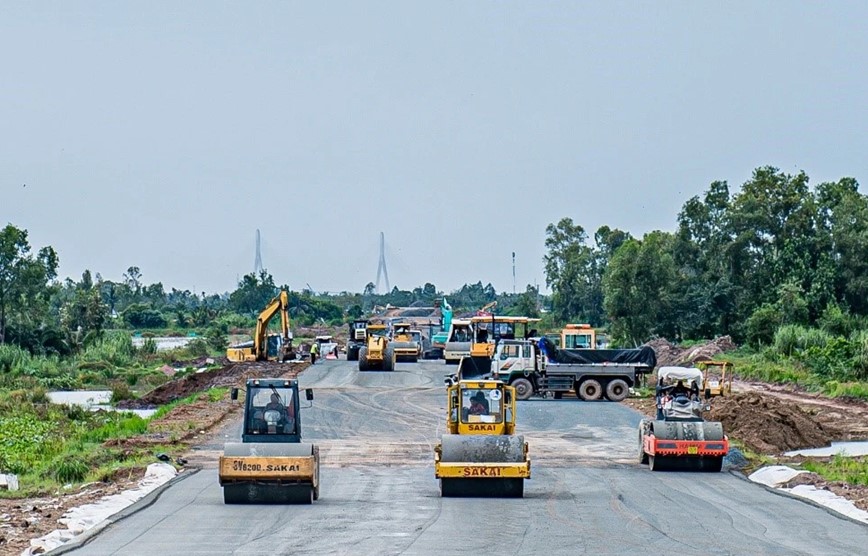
xmin=434 ymin=378 xmax=530 ymax=497
xmin=219 ymin=378 xmax=320 ymax=503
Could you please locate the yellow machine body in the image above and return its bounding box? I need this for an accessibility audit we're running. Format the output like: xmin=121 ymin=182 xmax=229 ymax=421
xmin=226 ymin=291 xmax=294 ymax=363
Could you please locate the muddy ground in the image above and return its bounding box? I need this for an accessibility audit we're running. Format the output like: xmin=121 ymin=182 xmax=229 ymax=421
xmin=0 ymin=362 xmax=309 ymax=556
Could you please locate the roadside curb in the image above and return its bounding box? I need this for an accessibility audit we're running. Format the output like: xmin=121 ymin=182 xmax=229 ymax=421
xmin=730 ymin=469 xmax=868 ymax=528
xmin=45 ymin=468 xmax=199 ymax=555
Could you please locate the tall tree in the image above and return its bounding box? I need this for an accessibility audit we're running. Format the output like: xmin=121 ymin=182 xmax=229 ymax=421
xmin=543 ymin=218 xmax=599 ymax=323
xmin=0 ymin=225 xmax=58 ymax=344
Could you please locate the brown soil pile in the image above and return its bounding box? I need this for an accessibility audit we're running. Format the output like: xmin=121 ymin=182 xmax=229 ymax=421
xmin=709 ymin=392 xmax=832 ymax=454
xmin=646 ymin=336 xmax=737 ymax=367
xmin=119 ymin=361 xmax=310 ymax=409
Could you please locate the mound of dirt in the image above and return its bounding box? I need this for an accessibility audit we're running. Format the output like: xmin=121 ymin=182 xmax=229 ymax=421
xmin=709 ymin=392 xmax=832 ymax=454
xmin=645 ymin=336 xmax=737 ymax=367
xmin=119 ymin=361 xmax=309 ymax=409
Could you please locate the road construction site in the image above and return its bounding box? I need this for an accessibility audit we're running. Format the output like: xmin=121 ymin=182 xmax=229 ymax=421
xmin=64 ymin=357 xmax=868 ymax=556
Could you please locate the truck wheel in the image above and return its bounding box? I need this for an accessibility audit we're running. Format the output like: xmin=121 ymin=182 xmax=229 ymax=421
xmin=511 ymin=378 xmax=534 ymax=401
xmin=358 ymin=348 xmax=369 ymax=372
xmin=577 ymin=379 xmax=603 ymax=401
xmin=605 ymin=379 xmax=629 ymax=402
xmin=347 ymin=347 xmax=358 ymax=361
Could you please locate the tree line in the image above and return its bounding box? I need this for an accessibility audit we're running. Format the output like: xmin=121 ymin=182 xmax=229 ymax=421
xmin=544 ymin=166 xmax=868 ymax=346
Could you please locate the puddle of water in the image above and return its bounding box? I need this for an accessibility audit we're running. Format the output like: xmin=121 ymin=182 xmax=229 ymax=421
xmin=46 ymin=391 xmax=157 ymax=419
xmin=785 ymin=440 xmax=868 ymax=457
xmin=131 ymin=337 xmax=194 ymax=351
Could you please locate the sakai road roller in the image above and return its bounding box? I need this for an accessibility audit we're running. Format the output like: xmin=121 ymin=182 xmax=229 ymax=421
xmin=638 ymin=367 xmax=729 ymax=472
xmin=358 ymin=323 xmax=395 ymax=372
xmin=434 ymin=378 xmax=530 ymax=497
xmin=219 ymin=378 xmax=320 ymax=503
xmin=390 ymin=322 xmax=421 ymax=362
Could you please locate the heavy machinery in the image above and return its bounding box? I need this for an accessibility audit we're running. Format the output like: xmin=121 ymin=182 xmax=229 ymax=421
xmin=430 ymin=298 xmax=453 ymax=353
xmin=226 ymin=291 xmax=294 ymax=363
xmin=456 ymin=316 xmax=541 ymax=379
xmin=315 ymin=335 xmax=339 ymax=359
xmin=698 ymin=361 xmax=733 ymax=397
xmin=443 ymin=318 xmax=472 ymax=365
xmin=219 ymin=378 xmax=320 ymax=503
xmin=434 ymin=378 xmax=530 ymax=497
xmin=638 ymin=367 xmax=728 ymax=472
xmin=493 ymin=337 xmax=656 ymax=401
xmin=346 ymin=320 xmax=368 ymax=361
xmin=358 ymin=323 xmax=395 ymax=372
xmin=390 ymin=322 xmax=421 ymax=362
xmin=561 ymin=324 xmax=596 ymax=349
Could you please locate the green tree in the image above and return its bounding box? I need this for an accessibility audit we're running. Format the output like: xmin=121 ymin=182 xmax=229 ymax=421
xmin=543 ymin=218 xmax=598 ymax=323
xmin=0 ymin=225 xmax=59 ymax=344
xmin=603 ymin=232 xmax=679 ymax=346
xmin=229 ymin=271 xmax=277 ymax=315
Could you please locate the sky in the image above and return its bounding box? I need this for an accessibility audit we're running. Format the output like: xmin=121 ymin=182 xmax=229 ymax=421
xmin=2 ymin=1 xmax=867 ymax=296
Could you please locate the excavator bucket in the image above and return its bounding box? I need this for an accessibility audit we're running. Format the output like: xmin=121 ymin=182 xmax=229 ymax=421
xmin=219 ymin=442 xmax=320 ymax=504
xmin=435 ymin=434 xmax=529 ymax=498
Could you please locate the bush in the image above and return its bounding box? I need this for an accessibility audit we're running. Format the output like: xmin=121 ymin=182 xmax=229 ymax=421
xmin=110 ymin=381 xmax=136 ymax=403
xmin=746 ymin=304 xmax=781 ymax=347
xmin=53 ymin=456 xmax=90 ymax=484
xmin=205 ymin=327 xmax=227 ymax=351
xmin=185 ymin=338 xmax=210 ymax=358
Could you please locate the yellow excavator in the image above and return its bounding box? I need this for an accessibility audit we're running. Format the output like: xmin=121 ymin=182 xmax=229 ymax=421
xmin=434 ymin=378 xmax=530 ymax=497
xmin=226 ymin=291 xmax=294 ymax=363
xmin=358 ymin=323 xmax=395 ymax=371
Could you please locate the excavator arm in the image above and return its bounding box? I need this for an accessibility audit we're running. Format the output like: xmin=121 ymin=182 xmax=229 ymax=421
xmin=252 ymin=291 xmax=292 ymax=360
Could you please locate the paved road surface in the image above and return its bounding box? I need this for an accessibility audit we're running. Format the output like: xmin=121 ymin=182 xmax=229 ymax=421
xmin=68 ymin=358 xmax=868 ymax=555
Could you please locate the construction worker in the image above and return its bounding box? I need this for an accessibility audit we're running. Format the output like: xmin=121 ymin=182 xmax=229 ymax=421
xmin=310 ymin=341 xmax=319 ymax=365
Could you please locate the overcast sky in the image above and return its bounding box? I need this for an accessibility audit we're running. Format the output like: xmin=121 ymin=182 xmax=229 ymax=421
xmin=3 ymin=1 xmax=866 ymax=296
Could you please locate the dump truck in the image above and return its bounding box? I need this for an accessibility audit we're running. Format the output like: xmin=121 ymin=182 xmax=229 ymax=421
xmin=346 ymin=320 xmax=368 ymax=361
xmin=390 ymin=322 xmax=421 ymax=362
xmin=226 ymin=291 xmax=294 ymax=362
xmin=492 ymin=337 xmax=656 ymax=401
xmin=358 ymin=323 xmax=395 ymax=371
xmin=638 ymin=367 xmax=728 ymax=472
xmin=434 ymin=377 xmax=530 ymax=497
xmin=219 ymin=378 xmax=320 ymax=503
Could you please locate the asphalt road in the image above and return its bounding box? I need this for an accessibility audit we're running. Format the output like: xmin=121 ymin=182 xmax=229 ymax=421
xmin=67 ymin=358 xmax=868 ymax=555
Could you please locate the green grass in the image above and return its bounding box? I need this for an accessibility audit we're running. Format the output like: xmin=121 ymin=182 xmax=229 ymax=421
xmin=802 ymin=455 xmax=868 ymax=485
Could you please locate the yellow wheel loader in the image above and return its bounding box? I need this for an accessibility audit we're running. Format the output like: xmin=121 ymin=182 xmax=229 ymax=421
xmin=219 ymin=378 xmax=320 ymax=503
xmin=226 ymin=290 xmax=294 ymax=363
xmin=434 ymin=379 xmax=530 ymax=497
xmin=390 ymin=322 xmax=421 ymax=363
xmin=358 ymin=323 xmax=395 ymax=372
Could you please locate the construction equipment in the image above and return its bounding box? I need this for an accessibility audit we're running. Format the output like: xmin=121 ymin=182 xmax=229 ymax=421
xmin=434 ymin=378 xmax=530 ymax=497
xmin=390 ymin=322 xmax=421 ymax=362
xmin=219 ymin=378 xmax=320 ymax=503
xmin=561 ymin=324 xmax=596 ymax=349
xmin=493 ymin=338 xmax=656 ymax=401
xmin=346 ymin=320 xmax=368 ymax=361
xmin=430 ymin=298 xmax=452 ymax=355
xmin=638 ymin=367 xmax=728 ymax=472
xmin=358 ymin=323 xmax=395 ymax=372
xmin=698 ymin=361 xmax=733 ymax=398
xmin=226 ymin=291 xmax=294 ymax=363
xmin=315 ymin=335 xmax=339 ymax=359
xmin=443 ymin=318 xmax=472 ymax=365
xmin=457 ymin=316 xmax=541 ymax=380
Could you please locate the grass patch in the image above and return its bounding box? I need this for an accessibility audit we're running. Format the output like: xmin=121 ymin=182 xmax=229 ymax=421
xmin=802 ymin=455 xmax=868 ymax=485
xmin=150 ymin=387 xmax=228 ymax=420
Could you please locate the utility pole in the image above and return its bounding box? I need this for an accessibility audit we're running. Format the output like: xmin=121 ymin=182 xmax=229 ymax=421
xmin=512 ymin=252 xmax=516 ymax=295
